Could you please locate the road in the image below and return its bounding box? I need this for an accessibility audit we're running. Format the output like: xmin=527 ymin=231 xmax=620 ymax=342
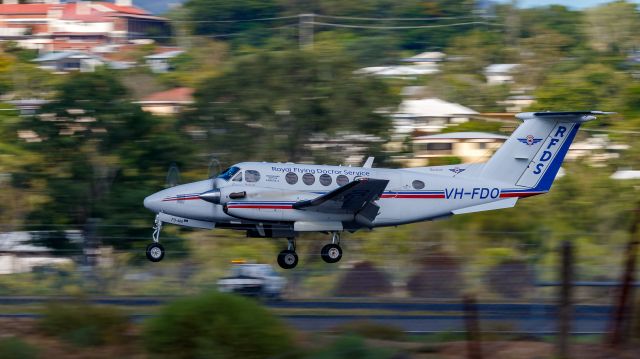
xmin=0 ymin=297 xmax=614 ymax=334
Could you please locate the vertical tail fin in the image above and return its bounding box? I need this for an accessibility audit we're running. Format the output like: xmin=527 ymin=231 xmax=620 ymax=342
xmin=481 ymin=111 xmax=613 ymax=192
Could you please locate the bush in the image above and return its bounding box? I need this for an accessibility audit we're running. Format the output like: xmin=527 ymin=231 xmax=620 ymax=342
xmin=485 ymin=260 xmax=534 ymax=299
xmin=407 ymin=251 xmax=462 ymax=299
xmin=307 ymin=335 xmax=395 ymax=359
xmin=39 ymin=301 xmax=129 ymax=347
xmin=334 ymin=261 xmax=392 ymax=297
xmin=142 ymin=291 xmax=294 ymax=359
xmin=0 ymin=337 xmax=38 ymax=359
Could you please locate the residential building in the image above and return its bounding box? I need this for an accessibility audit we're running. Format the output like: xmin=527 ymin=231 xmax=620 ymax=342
xmin=33 ymin=50 xmax=106 ymax=72
xmin=0 ymin=231 xmax=72 ymax=274
xmin=136 ymin=87 xmax=194 ymax=116
xmin=393 ymin=98 xmax=478 ymax=135
xmin=145 ymin=49 xmax=183 ymax=73
xmin=0 ymin=0 xmax=169 ymax=52
xmin=484 ymin=64 xmax=520 ymax=85
xmin=408 ymin=131 xmax=508 ymax=166
xmin=611 ymin=169 xmax=640 ymax=180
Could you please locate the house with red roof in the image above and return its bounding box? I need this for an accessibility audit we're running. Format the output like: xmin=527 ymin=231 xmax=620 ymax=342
xmin=136 ymin=87 xmax=194 ymax=116
xmin=0 ymin=0 xmax=169 ymax=51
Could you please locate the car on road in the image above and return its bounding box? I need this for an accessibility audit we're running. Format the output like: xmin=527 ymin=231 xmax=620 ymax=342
xmin=217 ymin=262 xmax=286 ymax=298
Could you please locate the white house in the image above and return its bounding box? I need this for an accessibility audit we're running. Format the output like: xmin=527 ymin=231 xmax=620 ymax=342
xmin=484 ymin=64 xmax=520 ymax=85
xmin=145 ymin=49 xmax=184 ymax=73
xmin=409 ymin=131 xmax=508 ymax=166
xmin=33 ymin=50 xmax=106 ymax=72
xmin=393 ymin=98 xmax=478 ymax=135
xmin=0 ymin=231 xmax=72 ymax=274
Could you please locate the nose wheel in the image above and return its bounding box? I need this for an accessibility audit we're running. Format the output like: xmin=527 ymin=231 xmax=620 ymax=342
xmin=146 ymin=242 xmax=165 ymax=262
xmin=146 ymin=215 xmax=165 ymax=262
xmin=321 ymin=232 xmax=343 ymax=263
xmin=277 ymin=237 xmax=298 ymax=269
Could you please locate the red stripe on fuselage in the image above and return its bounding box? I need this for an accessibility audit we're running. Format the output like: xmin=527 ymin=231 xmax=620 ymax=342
xmin=227 ymin=205 xmax=293 ymax=209
xmin=380 ymin=194 xmax=445 ymax=199
xmin=162 ymin=197 xmax=201 ymax=201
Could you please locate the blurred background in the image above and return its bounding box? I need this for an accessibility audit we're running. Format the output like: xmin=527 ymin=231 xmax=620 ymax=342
xmin=0 ymin=0 xmax=639 ymax=358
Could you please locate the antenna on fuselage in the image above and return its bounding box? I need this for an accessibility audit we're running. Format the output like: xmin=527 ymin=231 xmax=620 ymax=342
xmin=363 ymin=156 xmax=374 ymax=168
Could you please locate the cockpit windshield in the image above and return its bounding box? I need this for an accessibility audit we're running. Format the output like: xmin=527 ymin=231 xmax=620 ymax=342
xmin=217 ymin=166 xmax=240 ymax=181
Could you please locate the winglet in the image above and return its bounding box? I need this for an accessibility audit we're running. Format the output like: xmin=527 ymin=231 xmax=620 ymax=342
xmin=363 ymin=157 xmax=374 ymax=168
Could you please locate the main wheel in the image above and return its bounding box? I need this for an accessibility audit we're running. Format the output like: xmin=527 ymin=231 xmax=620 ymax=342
xmin=146 ymin=242 xmax=165 ymax=262
xmin=321 ymin=244 xmax=343 ymax=264
xmin=277 ymin=250 xmax=298 ymax=269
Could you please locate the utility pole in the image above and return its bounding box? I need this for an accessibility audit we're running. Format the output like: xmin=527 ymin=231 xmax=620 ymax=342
xmin=464 ymin=294 xmax=482 ymax=359
xmin=557 ymin=240 xmax=573 ymax=359
xmin=607 ymin=204 xmax=640 ymax=347
xmin=299 ymin=13 xmax=314 ymax=49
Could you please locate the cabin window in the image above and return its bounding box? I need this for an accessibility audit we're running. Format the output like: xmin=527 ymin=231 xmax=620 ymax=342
xmin=245 ymin=170 xmax=261 ymax=183
xmin=232 ymin=172 xmax=243 ymax=182
xmin=302 ymin=173 xmax=315 ymax=185
xmin=319 ymin=174 xmax=332 ymax=186
xmin=285 ymin=172 xmax=298 ymax=185
xmin=336 ymin=175 xmax=349 ymax=186
xmin=412 ymin=180 xmax=425 ymax=190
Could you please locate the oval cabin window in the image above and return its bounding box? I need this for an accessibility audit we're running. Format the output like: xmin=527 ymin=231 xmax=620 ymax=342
xmin=302 ymin=173 xmax=315 ymax=185
xmin=336 ymin=175 xmax=349 ymax=187
xmin=319 ymin=174 xmax=332 ymax=186
xmin=285 ymin=172 xmax=298 ymax=185
xmin=412 ymin=180 xmax=425 ymax=190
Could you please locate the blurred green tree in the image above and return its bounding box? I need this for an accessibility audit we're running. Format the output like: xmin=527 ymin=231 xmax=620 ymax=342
xmin=584 ymin=0 xmax=640 ymax=54
xmin=1 ymin=70 xmax=194 ymax=248
xmin=185 ymin=48 xmax=399 ymax=163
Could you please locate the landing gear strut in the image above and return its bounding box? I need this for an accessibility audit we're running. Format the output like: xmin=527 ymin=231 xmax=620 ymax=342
xmin=146 ymin=214 xmax=165 ymax=262
xmin=321 ymin=232 xmax=343 ymax=264
xmin=277 ymin=237 xmax=298 ymax=269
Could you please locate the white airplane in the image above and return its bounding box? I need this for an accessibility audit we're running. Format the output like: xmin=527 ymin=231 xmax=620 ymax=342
xmin=143 ymin=111 xmax=612 ymax=269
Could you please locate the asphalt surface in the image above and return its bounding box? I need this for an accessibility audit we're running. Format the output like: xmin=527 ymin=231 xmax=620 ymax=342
xmin=0 ymin=297 xmax=615 ymax=334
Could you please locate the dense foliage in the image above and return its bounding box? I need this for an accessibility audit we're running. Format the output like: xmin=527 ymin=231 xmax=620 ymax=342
xmin=143 ymin=292 xmax=294 ymax=359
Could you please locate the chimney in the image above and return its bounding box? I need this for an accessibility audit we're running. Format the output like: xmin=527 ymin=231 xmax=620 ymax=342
xmin=115 ymin=0 xmax=133 ymax=6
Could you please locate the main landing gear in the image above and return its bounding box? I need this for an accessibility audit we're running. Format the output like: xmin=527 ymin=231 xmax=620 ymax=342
xmin=276 ymin=232 xmax=344 ymax=270
xmin=146 ymin=214 xmax=165 ymax=262
xmin=277 ymin=237 xmax=298 ymax=269
xmin=321 ymin=232 xmax=343 ymax=264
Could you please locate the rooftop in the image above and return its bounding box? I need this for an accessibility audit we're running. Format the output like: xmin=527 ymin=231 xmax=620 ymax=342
xmin=396 ymin=98 xmax=478 ymax=117
xmin=139 ymin=87 xmax=195 ymax=104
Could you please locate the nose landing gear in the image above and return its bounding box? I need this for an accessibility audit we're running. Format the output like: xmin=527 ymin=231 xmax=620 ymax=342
xmin=277 ymin=237 xmax=298 ymax=269
xmin=146 ymin=215 xmax=165 ymax=262
xmin=321 ymin=232 xmax=343 ymax=263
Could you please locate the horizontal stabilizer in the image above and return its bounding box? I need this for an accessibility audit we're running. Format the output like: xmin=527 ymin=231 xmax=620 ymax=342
xmin=516 ymin=111 xmax=615 ymax=123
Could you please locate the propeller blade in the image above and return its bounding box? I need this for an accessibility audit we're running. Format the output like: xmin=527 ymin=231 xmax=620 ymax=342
xmin=166 ymin=163 xmax=181 ymax=188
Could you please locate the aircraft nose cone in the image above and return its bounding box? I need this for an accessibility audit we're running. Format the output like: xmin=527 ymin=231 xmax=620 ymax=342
xmin=143 ymin=192 xmax=163 ymax=213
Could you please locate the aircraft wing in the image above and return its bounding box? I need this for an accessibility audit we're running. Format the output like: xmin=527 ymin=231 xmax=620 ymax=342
xmin=292 ymin=178 xmax=389 ymax=219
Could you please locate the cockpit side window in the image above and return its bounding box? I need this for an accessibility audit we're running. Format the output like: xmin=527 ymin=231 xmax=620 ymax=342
xmin=232 ymin=172 xmax=243 ymax=182
xmin=217 ymin=166 xmax=240 ymax=181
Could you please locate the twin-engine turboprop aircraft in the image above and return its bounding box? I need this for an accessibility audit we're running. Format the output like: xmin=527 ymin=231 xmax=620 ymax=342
xmin=143 ymin=111 xmax=613 ymax=268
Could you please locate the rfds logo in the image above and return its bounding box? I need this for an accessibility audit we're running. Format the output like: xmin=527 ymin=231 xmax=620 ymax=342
xmin=518 ymin=134 xmax=543 ymax=146
xmin=533 ymin=125 xmax=568 ymax=175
